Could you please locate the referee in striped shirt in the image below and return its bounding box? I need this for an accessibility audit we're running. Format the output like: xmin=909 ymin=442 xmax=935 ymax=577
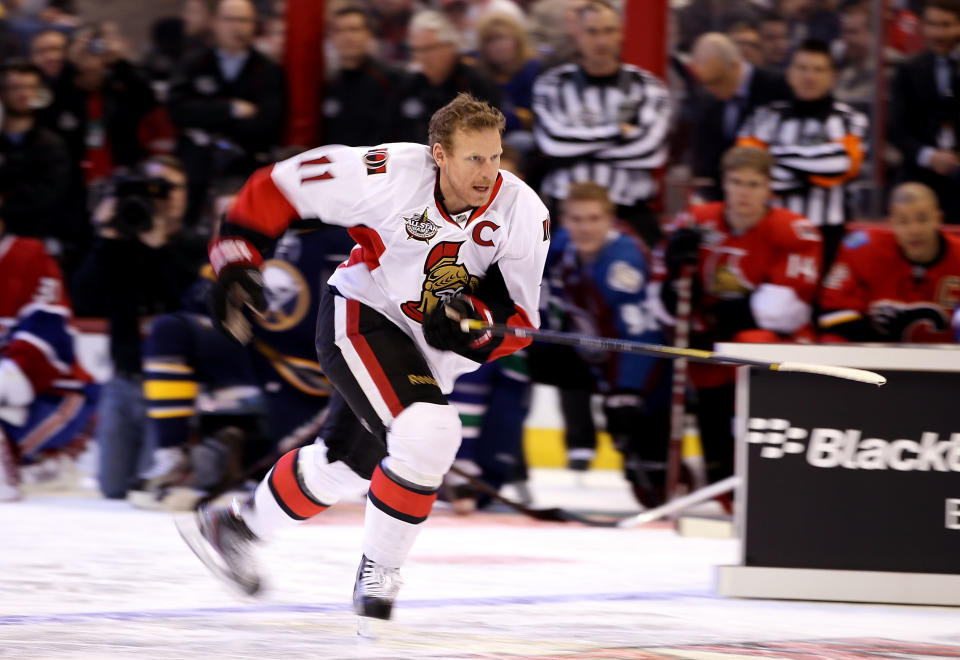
xmin=737 ymin=39 xmax=869 ymax=267
xmin=532 ymin=0 xmax=671 ymax=246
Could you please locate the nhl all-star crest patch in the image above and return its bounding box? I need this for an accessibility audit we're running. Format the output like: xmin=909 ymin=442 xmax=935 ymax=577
xmin=404 ymin=208 xmax=441 ymax=242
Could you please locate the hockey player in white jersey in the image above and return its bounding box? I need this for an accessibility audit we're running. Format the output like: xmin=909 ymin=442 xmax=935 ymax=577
xmin=177 ymin=94 xmax=550 ymax=620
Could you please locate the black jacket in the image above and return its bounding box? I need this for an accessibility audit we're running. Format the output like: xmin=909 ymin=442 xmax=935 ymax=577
xmin=0 ymin=124 xmax=70 ymax=239
xmin=688 ymin=67 xmax=791 ymax=200
xmin=71 ymin=236 xmax=196 ymax=375
xmin=392 ymin=60 xmax=502 ymax=144
xmin=167 ymin=47 xmax=286 ymax=155
xmin=889 ymin=52 xmax=960 ymax=173
xmin=37 ymin=60 xmax=157 ymax=171
xmin=320 ymin=57 xmax=407 ymax=147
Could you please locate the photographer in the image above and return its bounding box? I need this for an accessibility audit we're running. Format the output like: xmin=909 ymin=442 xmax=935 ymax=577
xmin=72 ymin=156 xmax=198 ymax=499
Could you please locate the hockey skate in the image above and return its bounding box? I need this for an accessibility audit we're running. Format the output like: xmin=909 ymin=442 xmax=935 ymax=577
xmin=353 ymin=554 xmax=402 ymax=620
xmin=175 ymin=500 xmax=262 ymax=596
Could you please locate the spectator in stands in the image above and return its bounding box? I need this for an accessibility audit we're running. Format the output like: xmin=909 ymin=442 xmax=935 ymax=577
xmin=727 ymin=20 xmax=764 ymax=66
xmin=889 ymin=0 xmax=960 ymax=223
xmin=321 ymin=4 xmax=405 ymax=147
xmin=758 ymin=11 xmax=791 ymax=70
xmin=29 ymin=28 xmax=67 ymax=83
xmin=834 ymin=0 xmax=874 ymax=115
xmin=527 ymin=0 xmax=584 ymax=69
xmin=42 ymin=22 xmax=157 ymax=184
xmin=819 ymin=182 xmax=960 ymax=342
xmin=533 ymin=0 xmax=670 ymax=247
xmin=674 ymin=0 xmax=762 ymax=53
xmin=393 ymin=10 xmax=502 ymax=143
xmin=0 ymin=61 xmax=69 ymax=241
xmin=780 ymin=0 xmax=840 ymax=44
xmin=474 ymin=12 xmax=540 ymax=154
xmin=183 ymin=0 xmax=215 ymax=52
xmin=661 ymin=146 xmax=822 ymax=485
xmin=738 ymin=38 xmax=869 ymax=268
xmin=369 ymin=0 xmax=416 ymax=63
xmin=687 ymin=32 xmax=790 ymax=202
xmin=71 ymin=155 xmax=197 ymax=499
xmin=167 ymin=0 xmax=285 ymax=226
xmin=452 ymin=0 xmax=525 ymax=50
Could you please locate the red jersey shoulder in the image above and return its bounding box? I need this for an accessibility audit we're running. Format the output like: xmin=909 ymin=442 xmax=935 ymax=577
xmin=759 ymin=207 xmax=821 ymax=246
xmin=837 ymin=227 xmax=900 ymax=272
xmin=941 ymin=232 xmax=960 ymax=269
xmin=0 ymin=236 xmax=68 ymax=315
xmin=689 ymin=202 xmax=725 ymax=227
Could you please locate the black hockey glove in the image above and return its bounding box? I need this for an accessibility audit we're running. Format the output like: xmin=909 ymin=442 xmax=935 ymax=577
xmin=208 ymin=265 xmax=267 ymax=344
xmin=664 ymin=226 xmax=704 ymax=280
xmin=423 ymin=295 xmax=492 ymax=353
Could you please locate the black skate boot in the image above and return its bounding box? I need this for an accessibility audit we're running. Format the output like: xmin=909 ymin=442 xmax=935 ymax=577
xmin=353 ymin=554 xmax=402 ymax=620
xmin=175 ymin=500 xmax=262 ymax=596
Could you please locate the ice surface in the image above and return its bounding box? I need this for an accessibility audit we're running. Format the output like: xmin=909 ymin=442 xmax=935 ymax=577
xmin=2 ymin=470 xmax=959 ymax=659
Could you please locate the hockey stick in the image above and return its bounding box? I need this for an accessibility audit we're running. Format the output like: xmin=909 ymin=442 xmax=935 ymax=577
xmin=447 ymin=464 xmax=619 ymax=527
xmin=457 ymin=319 xmax=886 ymax=386
xmin=617 ymin=475 xmax=740 ymax=527
xmin=666 ymin=265 xmax=694 ymax=500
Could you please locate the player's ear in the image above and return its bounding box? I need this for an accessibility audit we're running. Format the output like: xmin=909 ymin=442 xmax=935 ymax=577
xmin=432 ymin=142 xmax=445 ymax=166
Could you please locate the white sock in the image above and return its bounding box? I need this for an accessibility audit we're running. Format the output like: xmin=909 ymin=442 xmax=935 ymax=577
xmin=361 ymin=460 xmax=439 ymax=568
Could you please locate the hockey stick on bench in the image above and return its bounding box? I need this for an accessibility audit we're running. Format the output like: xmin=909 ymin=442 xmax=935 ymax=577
xmin=456 ymin=319 xmax=887 ymax=386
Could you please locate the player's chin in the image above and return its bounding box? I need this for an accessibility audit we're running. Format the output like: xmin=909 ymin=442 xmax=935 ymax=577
xmin=471 ymin=186 xmax=492 ymax=205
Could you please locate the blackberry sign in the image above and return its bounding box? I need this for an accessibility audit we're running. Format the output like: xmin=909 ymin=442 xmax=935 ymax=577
xmin=742 ymin=368 xmax=960 ymax=574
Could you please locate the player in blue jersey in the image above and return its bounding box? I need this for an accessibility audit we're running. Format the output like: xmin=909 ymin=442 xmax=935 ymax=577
xmin=540 ymin=182 xmax=670 ymax=506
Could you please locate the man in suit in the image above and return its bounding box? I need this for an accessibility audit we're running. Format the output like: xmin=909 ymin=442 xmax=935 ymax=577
xmin=687 ymin=32 xmax=791 ymax=201
xmin=167 ymin=0 xmax=285 ymax=225
xmin=889 ymin=0 xmax=960 ymax=221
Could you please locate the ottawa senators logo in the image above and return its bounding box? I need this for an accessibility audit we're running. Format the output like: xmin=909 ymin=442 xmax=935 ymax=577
xmin=401 ymin=241 xmax=479 ymax=323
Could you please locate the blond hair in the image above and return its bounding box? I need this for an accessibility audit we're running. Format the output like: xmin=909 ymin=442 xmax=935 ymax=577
xmin=428 ymin=93 xmax=505 ymax=151
xmin=476 ymin=12 xmax=535 ymax=79
xmin=721 ymin=146 xmax=773 ymax=177
xmin=564 ymin=181 xmax=615 ymax=215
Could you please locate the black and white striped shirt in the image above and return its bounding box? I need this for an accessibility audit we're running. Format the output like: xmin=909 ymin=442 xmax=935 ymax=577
xmin=532 ymin=63 xmax=671 ymax=206
xmin=737 ymin=98 xmax=869 ymax=227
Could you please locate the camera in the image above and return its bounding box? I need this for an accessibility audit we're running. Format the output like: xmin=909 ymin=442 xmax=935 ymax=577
xmin=107 ymin=175 xmax=173 ymax=239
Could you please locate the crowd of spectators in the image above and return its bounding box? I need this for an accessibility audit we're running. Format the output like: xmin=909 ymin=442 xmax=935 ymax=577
xmin=4 ymin=0 xmax=960 ymax=505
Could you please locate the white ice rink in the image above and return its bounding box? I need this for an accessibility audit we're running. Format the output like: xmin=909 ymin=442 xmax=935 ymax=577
xmin=3 ymin=471 xmax=960 ymax=660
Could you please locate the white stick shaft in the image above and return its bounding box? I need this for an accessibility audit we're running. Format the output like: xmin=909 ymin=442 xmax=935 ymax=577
xmin=617 ymin=476 xmax=741 ymax=527
xmin=775 ymin=362 xmax=886 ymax=386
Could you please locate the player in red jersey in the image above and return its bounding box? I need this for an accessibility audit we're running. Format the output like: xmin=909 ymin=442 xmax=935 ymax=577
xmin=0 ymin=217 xmax=96 ymax=500
xmin=819 ymin=182 xmax=960 ymax=343
xmin=662 ymin=146 xmax=822 ymax=483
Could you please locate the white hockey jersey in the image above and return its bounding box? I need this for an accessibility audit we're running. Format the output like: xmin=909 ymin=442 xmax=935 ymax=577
xmin=220 ymin=142 xmax=551 ymax=393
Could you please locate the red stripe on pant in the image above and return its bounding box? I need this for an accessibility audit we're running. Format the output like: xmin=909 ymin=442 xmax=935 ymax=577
xmin=345 ymin=299 xmax=404 ymax=417
xmin=368 ymin=464 xmax=437 ymax=525
xmin=268 ymin=449 xmax=329 ymax=521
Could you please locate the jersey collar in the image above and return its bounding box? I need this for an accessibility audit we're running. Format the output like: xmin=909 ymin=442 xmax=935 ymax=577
xmin=433 ymin=171 xmax=504 ymax=228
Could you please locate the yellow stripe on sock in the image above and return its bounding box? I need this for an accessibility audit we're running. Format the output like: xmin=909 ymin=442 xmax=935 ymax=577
xmin=147 ymin=407 xmax=196 ymax=419
xmin=143 ymin=380 xmax=199 ymax=400
xmin=143 ymin=362 xmax=195 ymax=375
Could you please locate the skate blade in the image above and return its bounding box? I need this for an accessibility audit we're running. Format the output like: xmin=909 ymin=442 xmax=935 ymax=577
xmin=173 ymin=512 xmax=261 ymax=597
xmin=356 ymin=615 xmax=390 ymax=641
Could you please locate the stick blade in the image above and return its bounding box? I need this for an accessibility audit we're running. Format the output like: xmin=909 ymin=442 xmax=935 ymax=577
xmin=775 ymin=362 xmax=886 ymax=386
